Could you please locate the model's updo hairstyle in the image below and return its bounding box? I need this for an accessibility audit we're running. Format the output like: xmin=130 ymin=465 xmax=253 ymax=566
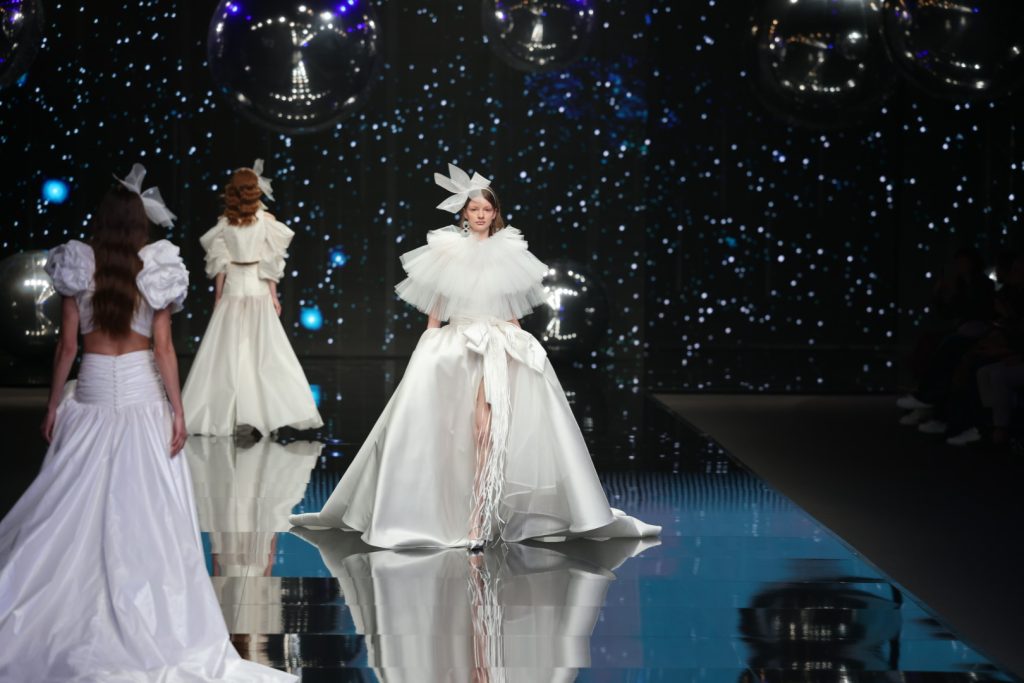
xmin=222 ymin=168 xmax=262 ymax=226
xmin=90 ymin=186 xmax=150 ymax=336
xmin=460 ymin=187 xmax=506 ymax=236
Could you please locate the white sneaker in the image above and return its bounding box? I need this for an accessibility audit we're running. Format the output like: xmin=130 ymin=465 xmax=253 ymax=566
xmin=897 ymin=394 xmax=932 ymax=410
xmin=899 ymin=407 xmax=932 ymax=426
xmin=946 ymin=427 xmax=982 ymax=446
xmin=917 ymin=419 xmax=948 ymax=434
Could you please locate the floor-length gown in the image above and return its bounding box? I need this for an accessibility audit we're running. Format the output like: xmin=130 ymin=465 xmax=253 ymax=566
xmin=183 ymin=210 xmax=322 ymax=436
xmin=290 ymin=225 xmax=661 ymax=548
xmin=0 ymin=239 xmax=295 ymax=682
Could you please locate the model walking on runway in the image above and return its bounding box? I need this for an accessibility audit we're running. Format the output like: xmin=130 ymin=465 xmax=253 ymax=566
xmin=0 ymin=164 xmax=294 ymax=682
xmin=290 ymin=164 xmax=660 ymax=549
xmin=182 ymin=161 xmax=322 ymax=436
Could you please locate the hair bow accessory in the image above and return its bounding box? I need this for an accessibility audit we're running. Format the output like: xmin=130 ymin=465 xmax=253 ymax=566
xmin=250 ymin=158 xmax=275 ymax=202
xmin=434 ymin=163 xmax=491 ymax=213
xmin=114 ymin=163 xmax=177 ymax=228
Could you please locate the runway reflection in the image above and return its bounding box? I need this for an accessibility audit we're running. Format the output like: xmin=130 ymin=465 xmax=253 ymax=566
xmin=291 ymin=530 xmax=657 ymax=680
xmin=185 ymin=435 xmax=323 ymax=634
xmin=169 ymin=363 xmax=1014 ymax=681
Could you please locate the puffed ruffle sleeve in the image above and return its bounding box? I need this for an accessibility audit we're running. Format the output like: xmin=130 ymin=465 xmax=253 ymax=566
xmin=136 ymin=240 xmax=189 ymax=313
xmin=44 ymin=240 xmax=95 ymax=296
xmin=199 ymin=221 xmax=230 ymax=279
xmin=258 ymin=215 xmax=295 ymax=283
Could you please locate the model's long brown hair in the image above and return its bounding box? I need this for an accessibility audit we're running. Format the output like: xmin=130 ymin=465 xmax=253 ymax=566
xmin=90 ymin=187 xmax=150 ymax=336
xmin=222 ymin=168 xmax=262 ymax=226
xmin=460 ymin=187 xmax=506 ymax=236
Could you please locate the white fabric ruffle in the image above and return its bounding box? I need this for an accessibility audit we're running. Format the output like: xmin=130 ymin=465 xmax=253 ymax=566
xmin=258 ymin=217 xmax=293 ymax=283
xmin=199 ymin=212 xmax=294 ymax=283
xmin=395 ymin=226 xmax=549 ymax=322
xmin=199 ymin=221 xmax=231 ymax=280
xmin=45 ymin=239 xmax=95 ymax=297
xmin=44 ymin=239 xmax=187 ymax=337
xmin=136 ymin=239 xmax=188 ymax=313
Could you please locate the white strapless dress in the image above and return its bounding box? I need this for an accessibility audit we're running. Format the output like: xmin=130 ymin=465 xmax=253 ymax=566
xmin=0 ymin=351 xmax=294 ymax=682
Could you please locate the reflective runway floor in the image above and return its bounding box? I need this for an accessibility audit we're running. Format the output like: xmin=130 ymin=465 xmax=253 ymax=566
xmin=179 ymin=360 xmax=1014 ymax=681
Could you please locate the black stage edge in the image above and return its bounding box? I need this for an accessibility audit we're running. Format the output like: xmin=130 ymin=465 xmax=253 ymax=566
xmin=657 ymin=393 xmax=1024 ymax=680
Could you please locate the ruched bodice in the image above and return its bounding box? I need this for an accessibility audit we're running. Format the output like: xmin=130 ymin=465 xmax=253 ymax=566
xmin=74 ymin=351 xmax=165 ymax=408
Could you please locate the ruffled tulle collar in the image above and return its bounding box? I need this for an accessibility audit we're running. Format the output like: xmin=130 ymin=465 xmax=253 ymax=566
xmin=396 ymin=225 xmax=548 ymax=322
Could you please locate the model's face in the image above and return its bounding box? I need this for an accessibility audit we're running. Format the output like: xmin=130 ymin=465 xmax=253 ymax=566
xmin=464 ymin=197 xmax=496 ymax=237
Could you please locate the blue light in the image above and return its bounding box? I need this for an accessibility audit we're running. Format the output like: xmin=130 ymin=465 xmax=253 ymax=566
xmin=329 ymin=246 xmax=349 ymax=267
xmin=42 ymin=179 xmax=70 ymax=204
xmin=300 ymin=306 xmax=323 ymax=330
xmin=309 ymin=383 xmax=322 ymax=406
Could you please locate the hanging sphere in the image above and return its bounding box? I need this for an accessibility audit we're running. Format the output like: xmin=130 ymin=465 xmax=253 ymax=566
xmin=0 ymin=251 xmax=61 ymax=357
xmin=881 ymin=0 xmax=1024 ymax=100
xmin=481 ymin=0 xmax=597 ymax=72
xmin=207 ymin=0 xmax=382 ymax=133
xmin=750 ymin=0 xmax=896 ymax=129
xmin=522 ymin=259 xmax=608 ymax=359
xmin=0 ymin=0 xmax=45 ymax=90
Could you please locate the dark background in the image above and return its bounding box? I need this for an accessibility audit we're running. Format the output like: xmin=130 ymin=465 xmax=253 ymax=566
xmin=1 ymin=0 xmax=1021 ymax=391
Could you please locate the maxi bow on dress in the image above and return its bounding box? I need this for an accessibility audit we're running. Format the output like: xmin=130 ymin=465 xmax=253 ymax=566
xmin=290 ymin=225 xmax=660 ymax=548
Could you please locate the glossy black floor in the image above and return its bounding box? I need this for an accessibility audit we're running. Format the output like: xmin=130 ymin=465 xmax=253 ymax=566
xmin=0 ymin=357 xmax=1017 ymax=681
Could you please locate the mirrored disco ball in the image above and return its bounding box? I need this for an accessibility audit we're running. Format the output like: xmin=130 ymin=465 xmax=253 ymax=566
xmin=881 ymin=0 xmax=1024 ymax=100
xmin=481 ymin=0 xmax=596 ymax=72
xmin=750 ymin=0 xmax=895 ymax=129
xmin=0 ymin=0 xmax=45 ymax=89
xmin=208 ymin=0 xmax=382 ymax=133
xmin=0 ymin=251 xmax=61 ymax=357
xmin=523 ymin=259 xmax=608 ymax=359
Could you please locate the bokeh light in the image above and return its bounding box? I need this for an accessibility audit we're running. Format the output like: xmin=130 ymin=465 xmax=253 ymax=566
xmin=41 ymin=179 xmax=70 ymax=204
xmin=300 ymin=306 xmax=323 ymax=331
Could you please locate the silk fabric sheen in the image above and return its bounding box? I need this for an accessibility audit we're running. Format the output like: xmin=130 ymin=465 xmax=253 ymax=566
xmin=290 ymin=320 xmax=661 ymax=547
xmin=0 ymin=351 xmax=294 ymax=682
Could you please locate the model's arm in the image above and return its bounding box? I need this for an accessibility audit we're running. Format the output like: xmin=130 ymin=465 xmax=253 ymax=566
xmin=152 ymin=308 xmax=187 ymax=456
xmin=214 ymin=272 xmax=225 ymax=304
xmin=427 ymin=313 xmax=441 ymax=329
xmin=268 ymin=280 xmax=282 ymax=316
xmin=40 ymin=296 xmax=80 ymax=442
xmin=508 ymin=318 xmax=521 ymax=328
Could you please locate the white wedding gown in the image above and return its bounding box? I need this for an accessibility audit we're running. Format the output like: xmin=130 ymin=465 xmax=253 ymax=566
xmin=291 ymin=226 xmax=660 ymax=548
xmin=183 ymin=211 xmax=322 ymax=436
xmin=0 ymin=241 xmax=294 ymax=682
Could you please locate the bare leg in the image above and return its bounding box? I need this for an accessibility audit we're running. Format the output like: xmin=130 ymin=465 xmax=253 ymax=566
xmin=470 ymin=379 xmax=492 ymax=542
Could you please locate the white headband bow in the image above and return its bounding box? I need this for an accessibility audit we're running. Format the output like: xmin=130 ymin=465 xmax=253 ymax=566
xmin=434 ymin=163 xmax=491 ymax=213
xmin=248 ymin=158 xmax=274 ymax=202
xmin=113 ymin=163 xmax=177 ymax=228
